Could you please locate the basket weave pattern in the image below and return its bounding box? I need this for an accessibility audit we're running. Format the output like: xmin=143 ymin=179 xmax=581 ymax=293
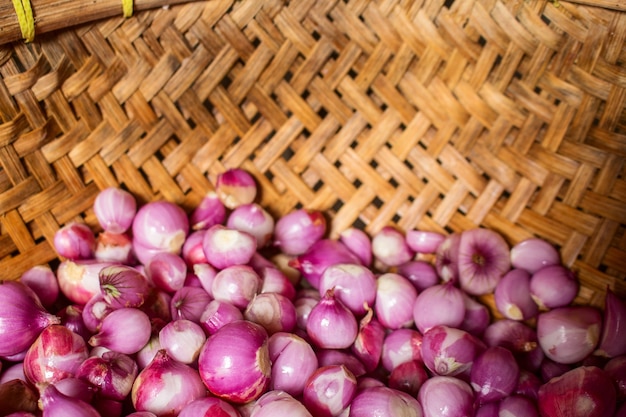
xmin=0 ymin=0 xmax=624 ymax=308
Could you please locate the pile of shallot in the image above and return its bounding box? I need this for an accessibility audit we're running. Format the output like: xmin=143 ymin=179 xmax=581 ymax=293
xmin=0 ymin=167 xmax=624 ymax=417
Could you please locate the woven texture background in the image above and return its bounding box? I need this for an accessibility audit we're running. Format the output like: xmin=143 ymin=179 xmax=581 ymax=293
xmin=0 ymin=0 xmax=625 ymax=309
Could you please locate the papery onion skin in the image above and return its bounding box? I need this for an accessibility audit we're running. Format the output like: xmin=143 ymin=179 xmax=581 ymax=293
xmin=268 ymin=332 xmax=318 ymax=396
xmin=510 ymin=238 xmax=560 ymax=274
xmin=76 ymin=351 xmax=138 ymax=401
xmin=39 ymin=384 xmax=101 ymax=417
xmin=596 ymin=288 xmax=626 ymax=358
xmin=374 ymin=273 xmax=418 ymax=330
xmin=350 ymin=386 xmax=423 ymax=417
xmin=23 ymin=324 xmax=89 ymax=386
xmin=0 ymin=281 xmax=60 ymax=358
xmin=132 ymin=349 xmax=207 ymax=417
xmin=351 ymin=309 xmax=385 ymax=372
xmin=244 ymin=293 xmax=297 ymax=335
xmin=198 ymin=320 xmax=271 ymax=404
xmin=537 ymin=366 xmax=616 ymax=417
xmin=418 ymin=376 xmax=474 ymax=417
xmin=537 ymin=306 xmax=602 ymax=364
xmin=99 ymin=265 xmax=151 ymax=309
xmin=458 ymin=228 xmax=511 ymax=296
xmin=274 ymin=209 xmax=327 ymax=256
xmin=413 ymin=282 xmax=465 ymax=334
xmin=303 ymin=365 xmax=357 ymax=417
xmin=94 ymin=187 xmax=137 ymax=234
xmin=178 ymin=396 xmax=242 ymax=417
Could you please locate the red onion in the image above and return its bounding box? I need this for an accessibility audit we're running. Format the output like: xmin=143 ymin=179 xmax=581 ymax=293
xmin=371 ymin=226 xmax=414 ymax=267
xmin=94 ymin=187 xmax=137 ymax=234
xmin=316 ymin=349 xmax=367 ymax=378
xmin=499 ymin=395 xmax=539 ymax=417
xmin=406 ymin=230 xmax=446 ymax=254
xmin=181 ymin=230 xmax=208 ymax=267
xmin=190 ymin=191 xmax=226 ymax=230
xmin=538 ymin=366 xmax=616 ymax=417
xmin=82 ymin=293 xmax=114 ymax=332
xmin=136 ymin=334 xmax=161 ymax=370
xmin=540 ymin=357 xmax=572 ymax=382
xmin=260 ymin=267 xmax=296 ymax=300
xmin=413 ymin=282 xmax=465 ymax=334
xmin=170 ymin=286 xmax=212 ymax=322
xmin=475 ymin=402 xmax=499 ymax=417
xmin=515 ymin=369 xmax=542 ymax=400
xmin=132 ymin=200 xmax=189 ymax=253
xmin=339 ymin=227 xmax=372 ymax=266
xmin=159 ymin=319 xmax=206 ymax=364
xmin=396 ymin=260 xmax=439 ymax=292
xmin=421 ymin=325 xmax=486 ymax=377
xmin=198 ymin=320 xmax=270 ymax=403
xmin=381 ymin=328 xmax=423 ymax=372
xmin=604 ymin=355 xmax=626 ymax=400
xmin=211 ymin=265 xmax=261 ymax=309
xmin=289 ymin=239 xmax=361 ymax=289
xmin=529 ymin=265 xmax=578 ymax=309
xmin=203 ymin=224 xmax=257 ymax=269
xmin=418 ymin=376 xmax=474 ymax=417
xmin=596 ymin=288 xmax=626 ymax=358
xmin=268 ymin=332 xmax=318 ymax=396
xmin=351 ymin=309 xmax=385 ymax=372
xmin=374 ymin=273 xmax=418 ymax=329
xmin=295 ymin=289 xmax=321 ymax=330
xmin=178 ymin=396 xmax=241 ymax=417
xmin=245 ymin=293 xmax=297 ymax=335
xmin=0 ymin=281 xmax=60 ymax=358
xmin=616 ymin=403 xmax=626 ymax=417
xmin=53 ymin=221 xmax=96 ymax=260
xmin=274 ymin=209 xmax=326 ymax=256
xmin=95 ymin=231 xmax=134 ymax=264
xmin=351 ymin=386 xmax=423 ymax=417
xmin=40 ymin=384 xmax=101 ymax=417
xmin=484 ymin=319 xmax=543 ymax=372
xmin=306 ymin=289 xmax=358 ymax=349
xmin=470 ymin=346 xmax=519 ymax=404
xmin=132 ymin=238 xmax=168 ymax=266
xmin=53 ymin=377 xmax=95 ymax=402
xmin=510 ymin=237 xmax=560 ymax=274
xmin=249 ymin=390 xmax=313 ymax=417
xmin=318 ymin=263 xmax=376 ymax=316
xmin=76 ymin=351 xmax=138 ymax=400
xmin=460 ymin=293 xmax=490 ymax=336
xmin=494 ymin=269 xmax=538 ymax=320
xmin=24 ymin=324 xmax=88 ymax=386
xmin=458 ymin=228 xmax=511 ymax=296
xmin=200 ymin=299 xmax=244 ymax=335
xmin=302 ymin=365 xmax=357 ymax=417
xmin=56 ymin=260 xmax=114 ymax=304
xmin=19 ymin=265 xmax=59 ymax=308
xmin=537 ymin=306 xmax=602 ymax=364
xmin=216 ymin=168 xmax=258 ymax=209
xmin=57 ymin=304 xmax=90 ymax=341
xmin=99 ymin=265 xmax=150 ymax=308
xmin=357 ymin=377 xmax=386 ymax=391
xmin=388 ymin=360 xmax=429 ymax=397
xmin=435 ymin=233 xmax=461 ymax=283
xmin=0 ymin=362 xmax=27 ymax=384
xmin=227 ymin=203 xmax=274 ymax=248
xmin=146 ymin=252 xmax=187 ymax=293
xmin=132 ymin=349 xmax=207 ymax=416
xmin=89 ymin=308 xmax=151 ymax=354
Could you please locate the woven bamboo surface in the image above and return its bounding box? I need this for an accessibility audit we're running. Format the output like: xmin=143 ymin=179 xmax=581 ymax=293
xmin=0 ymin=0 xmax=625 ymax=312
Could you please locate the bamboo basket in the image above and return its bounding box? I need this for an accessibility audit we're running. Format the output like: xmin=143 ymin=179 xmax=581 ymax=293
xmin=0 ymin=0 xmax=625 ymax=318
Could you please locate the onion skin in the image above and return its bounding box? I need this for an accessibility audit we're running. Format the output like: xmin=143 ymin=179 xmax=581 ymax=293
xmin=396 ymin=260 xmax=439 ymax=292
xmin=371 ymin=226 xmax=415 ymax=267
xmin=529 ymin=265 xmax=578 ymax=310
xmin=200 ymin=299 xmax=244 ymax=335
xmin=198 ymin=320 xmax=271 ymax=404
xmin=190 ymin=192 xmax=226 ymax=231
xmin=250 ymin=390 xmax=313 ymax=417
xmin=227 ymin=203 xmax=275 ymax=248
xmin=435 ymin=233 xmax=461 ymax=283
xmin=289 ymin=240 xmax=361 ymax=290
xmin=339 ymin=227 xmax=372 ymax=266
xmin=388 ymin=360 xmax=429 ymax=397
xmin=244 ymin=293 xmax=297 ymax=335
xmin=216 ymin=168 xmax=258 ymax=209
xmin=0 ymin=379 xmax=39 ymax=416
xmin=202 ymin=225 xmax=257 ymax=270
xmin=406 ymin=230 xmax=446 ymax=254
xmin=318 ymin=263 xmax=377 ymax=317
xmin=53 ymin=222 xmax=96 ymax=260
xmin=316 ymin=349 xmax=367 ymax=378
xmin=604 ymin=355 xmax=626 ymax=401
xmin=0 ymin=281 xmax=60 ymax=358
xmin=88 ymin=308 xmax=152 ymax=355
xmin=99 ymin=265 xmax=151 ymax=309
xmin=56 ymin=260 xmax=115 ymax=305
xmin=537 ymin=366 xmax=616 ymax=417
xmin=132 ymin=201 xmax=189 ymax=253
xmin=494 ymin=268 xmax=538 ymax=321
xmin=211 ymin=265 xmax=262 ymax=309
xmin=351 ymin=309 xmax=385 ymax=372
xmin=76 ymin=351 xmax=138 ymax=401
xmin=596 ymin=288 xmax=626 ymax=358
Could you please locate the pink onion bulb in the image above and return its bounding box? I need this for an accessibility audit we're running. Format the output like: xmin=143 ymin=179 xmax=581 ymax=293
xmin=406 ymin=230 xmax=446 ymax=254
xmin=351 ymin=309 xmax=385 ymax=372
xmin=318 ymin=263 xmax=377 ymax=316
xmin=302 ymin=365 xmax=357 ymax=417
xmin=249 ymin=390 xmax=313 ymax=417
xmin=597 ymin=288 xmax=626 ymax=358
xmin=244 ymin=293 xmax=297 ymax=335
xmin=339 ymin=227 xmax=372 ymax=266
xmin=199 ymin=299 xmax=244 ymax=335
xmin=94 ymin=187 xmax=137 ymax=234
xmin=274 ymin=209 xmax=327 ymax=256
xmin=76 ymin=351 xmax=138 ymax=401
xmin=178 ymin=396 xmax=241 ymax=417
xmin=494 ymin=268 xmax=538 ymax=320
xmin=268 ymin=332 xmax=318 ymax=396
xmin=19 ymin=265 xmax=59 ymax=308
xmin=418 ymin=376 xmax=473 ymax=417
xmin=39 ymin=384 xmax=101 ymax=417
xmin=351 ymin=386 xmax=423 ymax=417
xmin=371 ymin=226 xmax=414 ymax=267
xmin=132 ymin=201 xmax=189 ymax=253
xmin=381 ymin=328 xmax=423 ymax=372
xmin=53 ymin=222 xmax=96 ymax=260
xmin=190 ymin=192 xmax=226 ymax=231
xmin=227 ymin=203 xmax=275 ymax=248
xmin=88 ymin=308 xmax=152 ymax=355
xmin=211 ymin=265 xmax=262 ymax=309
xmin=158 ymin=319 xmax=206 ymax=364
xmin=374 ymin=273 xmax=418 ymax=329
xmin=510 ymin=237 xmax=560 ymax=274
xmin=413 ymin=282 xmax=465 ymax=334
xmin=202 ymin=225 xmax=257 ymax=269
xmin=216 ymin=168 xmax=258 ymax=209
xmin=458 ymin=228 xmax=511 ymax=296
xmin=306 ymin=289 xmax=358 ymax=349
xmin=421 ymin=325 xmax=486 ymax=378
xmin=56 ymin=260 xmax=114 ymax=305
xmin=529 ymin=265 xmax=578 ymax=310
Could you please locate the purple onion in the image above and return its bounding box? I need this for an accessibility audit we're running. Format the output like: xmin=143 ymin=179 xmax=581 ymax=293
xmin=132 ymin=200 xmax=189 ymax=253
xmin=515 ymin=369 xmax=542 ymax=400
xmin=182 ymin=230 xmax=208 ymax=266
xmin=19 ymin=265 xmax=59 ymax=308
xmin=421 ymin=325 xmax=486 ymax=378
xmin=53 ymin=221 xmax=96 ymax=260
xmin=94 ymin=187 xmax=137 ymax=234
xmin=289 ymin=239 xmax=361 ymax=289
xmin=458 ymin=228 xmax=511 ymax=296
xmin=210 ymin=264 xmax=260 ymax=309
xmin=302 ymin=365 xmax=357 ymax=417
xmin=413 ymin=282 xmax=465 ymax=334
xmin=306 ymin=289 xmax=358 ymax=349
xmin=494 ymin=268 xmax=538 ymax=320
xmin=351 ymin=309 xmax=385 ymax=372
xmin=198 ymin=320 xmax=270 ymax=404
xmin=178 ymin=396 xmax=241 ymax=417
xmin=81 ymin=293 xmax=113 ymax=332
xmin=146 ymin=252 xmax=187 ymax=293
xmin=142 ymin=288 xmax=172 ymax=322
xmin=395 ymin=260 xmax=439 ymax=292
xmin=371 ymin=226 xmax=414 ymax=267
xmin=58 ymin=304 xmax=91 ymax=341
xmin=388 ymin=360 xmax=429 ymax=397
xmin=339 ymin=227 xmax=372 ymax=266
xmin=318 ymin=263 xmax=377 ymax=316
xmin=76 ymin=351 xmax=138 ymax=401
xmin=295 ymin=289 xmax=321 ymax=330
xmin=316 ymin=349 xmax=367 ymax=378
xmin=0 ymin=363 xmax=27 ymax=384
xmin=227 ymin=203 xmax=275 ymax=248
xmin=605 ymin=355 xmax=626 ymax=401
xmin=460 ymin=293 xmax=490 ymax=336
xmin=99 ymin=265 xmax=150 ymax=308
xmin=95 ymin=231 xmax=134 ymax=264
xmin=89 ymin=308 xmax=152 ymax=355
xmin=190 ymin=192 xmax=226 ymax=231
xmin=249 ymin=390 xmax=313 ymax=417
xmin=470 ymin=346 xmax=519 ymax=404
xmin=56 ymin=260 xmax=115 ymax=305
xmin=40 ymin=384 xmax=100 ymax=417
xmin=435 ymin=233 xmax=461 ymax=283
xmin=381 ymin=328 xmax=423 ymax=372
xmin=483 ymin=319 xmax=543 ymax=371
xmin=199 ymin=299 xmax=244 ymax=335
xmin=510 ymin=237 xmax=561 ymax=274
xmin=53 ymin=377 xmax=95 ymax=402
xmin=203 ymin=224 xmax=257 ymax=269
xmin=244 ymin=293 xmax=297 ymax=335
xmin=596 ymin=288 xmax=626 ymax=358
xmin=499 ymin=395 xmax=539 ymax=417
xmin=159 ymin=319 xmax=206 ymax=364
xmin=132 ymin=350 xmax=207 ymax=416
xmin=540 ymin=358 xmax=572 ymax=382
xmin=260 ymin=267 xmax=296 ymax=300
xmin=274 ymin=209 xmax=327 ymax=255
xmin=351 ymin=386 xmax=423 ymax=417
xmin=406 ymin=230 xmax=446 ymax=254
xmin=0 ymin=281 xmax=60 ymax=358
xmin=374 ymin=273 xmax=418 ymax=329
xmin=24 ymin=324 xmax=88 ymax=386
xmin=268 ymin=332 xmax=318 ymax=396
xmin=215 ymin=168 xmax=257 ymax=209
xmin=170 ymin=286 xmax=212 ymax=322
xmin=136 ymin=334 xmax=161 ymax=370
xmin=418 ymin=376 xmax=474 ymax=417
xmin=529 ymin=265 xmax=578 ymax=310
